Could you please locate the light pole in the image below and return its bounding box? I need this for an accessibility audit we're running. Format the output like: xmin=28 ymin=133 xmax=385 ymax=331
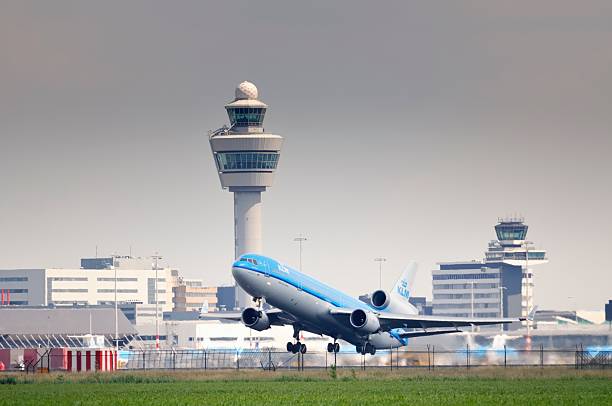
xmin=152 ymin=253 xmax=163 ymax=350
xmin=111 ymin=264 xmax=118 ymax=354
xmin=293 ymin=235 xmax=308 ymax=272
xmin=470 ymin=281 xmax=475 ymax=332
xmin=374 ymin=258 xmax=387 ymax=289
xmin=522 ymin=241 xmax=533 ymax=336
xmin=499 ymin=286 xmax=507 ymax=333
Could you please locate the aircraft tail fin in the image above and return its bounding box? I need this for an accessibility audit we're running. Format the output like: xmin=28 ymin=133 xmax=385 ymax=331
xmin=391 ymin=262 xmax=417 ymax=302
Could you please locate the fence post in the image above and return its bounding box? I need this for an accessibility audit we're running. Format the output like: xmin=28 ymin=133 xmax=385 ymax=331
xmin=540 ymin=344 xmax=544 ymax=368
xmin=466 ymin=344 xmax=470 ymax=370
xmin=397 ymin=347 xmax=399 ymax=369
xmin=504 ymin=345 xmax=507 ymax=368
xmin=334 ymin=349 xmax=337 ymax=369
xmin=432 ymin=346 xmax=435 ymax=370
xmin=237 ymin=351 xmax=240 ymax=371
xmin=390 ymin=347 xmax=393 ymax=371
xmin=267 ymin=349 xmax=270 ymax=372
xmin=427 ymin=345 xmax=431 ymax=371
xmin=575 ymin=346 xmax=578 ymax=369
xmin=143 ymin=351 xmax=146 ymax=371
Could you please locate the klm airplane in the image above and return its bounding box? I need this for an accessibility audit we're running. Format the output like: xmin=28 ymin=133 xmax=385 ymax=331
xmin=205 ymin=254 xmax=527 ymax=355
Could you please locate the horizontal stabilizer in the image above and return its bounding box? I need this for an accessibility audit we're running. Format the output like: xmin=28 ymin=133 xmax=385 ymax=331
xmin=398 ymin=329 xmax=461 ymax=339
xmin=527 ymin=306 xmax=539 ymax=321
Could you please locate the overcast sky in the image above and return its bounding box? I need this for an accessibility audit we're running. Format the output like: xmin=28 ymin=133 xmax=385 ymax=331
xmin=1 ymin=1 xmax=610 ymax=310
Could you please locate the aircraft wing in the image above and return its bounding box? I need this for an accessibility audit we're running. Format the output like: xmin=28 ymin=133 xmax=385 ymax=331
xmin=199 ymin=308 xmax=297 ymax=326
xmin=378 ymin=306 xmax=536 ymax=330
xmin=377 ymin=313 xmax=523 ymax=330
xmin=329 ymin=308 xmax=526 ymax=330
xmin=396 ymin=329 xmax=462 ymax=338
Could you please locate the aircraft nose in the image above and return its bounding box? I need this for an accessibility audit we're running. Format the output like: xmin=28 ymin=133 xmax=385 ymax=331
xmin=232 ymin=264 xmax=248 ymax=285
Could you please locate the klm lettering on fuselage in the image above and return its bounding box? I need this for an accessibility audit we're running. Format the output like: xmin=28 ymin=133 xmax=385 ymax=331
xmin=396 ymin=280 xmax=409 ymax=299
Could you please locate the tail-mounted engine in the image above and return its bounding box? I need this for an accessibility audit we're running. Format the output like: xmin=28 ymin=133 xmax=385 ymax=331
xmin=241 ymin=307 xmax=271 ymax=331
xmin=371 ymin=289 xmax=417 ymax=314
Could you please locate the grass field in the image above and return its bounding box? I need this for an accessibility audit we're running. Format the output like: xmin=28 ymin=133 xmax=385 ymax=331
xmin=0 ymin=368 xmax=610 ymax=405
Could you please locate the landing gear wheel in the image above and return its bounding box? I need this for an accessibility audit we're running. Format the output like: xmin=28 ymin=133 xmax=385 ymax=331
xmin=365 ymin=343 xmax=376 ymax=355
xmin=300 ymin=343 xmax=307 ymax=354
xmin=327 ymin=343 xmax=334 ymax=353
xmin=334 ymin=343 xmax=340 ymax=353
xmin=291 ymin=341 xmax=301 ymax=354
xmin=287 ymin=341 xmax=294 ymax=352
xmin=356 ymin=345 xmax=362 ymax=354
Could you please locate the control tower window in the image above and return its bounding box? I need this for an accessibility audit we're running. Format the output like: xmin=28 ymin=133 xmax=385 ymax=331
xmin=217 ymin=152 xmax=279 ymax=171
xmin=227 ymin=107 xmax=266 ymax=127
xmin=496 ymin=227 xmax=527 ymax=240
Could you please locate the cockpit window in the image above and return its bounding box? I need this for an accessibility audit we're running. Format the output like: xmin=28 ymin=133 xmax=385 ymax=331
xmin=242 ymin=258 xmax=259 ymax=265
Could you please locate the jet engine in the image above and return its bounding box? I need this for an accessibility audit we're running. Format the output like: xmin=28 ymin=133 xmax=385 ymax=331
xmin=371 ymin=289 xmax=417 ymax=314
xmin=349 ymin=309 xmax=380 ymax=333
xmin=241 ymin=307 xmax=271 ymax=331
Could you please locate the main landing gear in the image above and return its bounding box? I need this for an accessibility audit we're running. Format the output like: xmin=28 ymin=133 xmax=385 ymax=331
xmin=326 ymin=342 xmax=340 ymax=353
xmin=287 ymin=341 xmax=307 ymax=354
xmin=287 ymin=325 xmax=307 ymax=354
xmin=356 ymin=343 xmax=376 ymax=355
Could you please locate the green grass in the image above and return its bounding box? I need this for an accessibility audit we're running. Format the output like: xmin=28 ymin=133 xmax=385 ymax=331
xmin=0 ymin=369 xmax=610 ymax=405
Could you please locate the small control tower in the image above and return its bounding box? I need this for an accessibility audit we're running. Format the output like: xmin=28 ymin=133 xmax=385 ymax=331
xmin=209 ymin=82 xmax=283 ymax=309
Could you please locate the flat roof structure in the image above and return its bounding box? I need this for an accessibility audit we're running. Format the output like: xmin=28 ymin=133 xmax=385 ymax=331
xmin=0 ymin=307 xmax=136 ymax=349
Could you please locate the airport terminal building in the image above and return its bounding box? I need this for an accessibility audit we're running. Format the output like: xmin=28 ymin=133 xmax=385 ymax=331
xmin=0 ymin=256 xmax=174 ymax=313
xmin=432 ymin=218 xmax=548 ymax=330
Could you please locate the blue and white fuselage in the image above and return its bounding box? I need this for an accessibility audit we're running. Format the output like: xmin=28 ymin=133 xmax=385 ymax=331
xmin=232 ymin=254 xmax=408 ymax=350
xmin=216 ymin=253 xmax=522 ymax=354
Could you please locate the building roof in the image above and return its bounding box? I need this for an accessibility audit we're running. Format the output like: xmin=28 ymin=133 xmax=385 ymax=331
xmin=0 ymin=307 xmax=136 ymax=335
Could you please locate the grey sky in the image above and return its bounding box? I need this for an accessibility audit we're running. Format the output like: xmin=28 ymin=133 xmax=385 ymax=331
xmin=1 ymin=1 xmax=610 ymax=310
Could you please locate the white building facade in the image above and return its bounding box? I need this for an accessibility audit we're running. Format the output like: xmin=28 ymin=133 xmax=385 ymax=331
xmin=432 ymin=218 xmax=548 ymax=330
xmin=0 ymin=257 xmax=173 ymax=312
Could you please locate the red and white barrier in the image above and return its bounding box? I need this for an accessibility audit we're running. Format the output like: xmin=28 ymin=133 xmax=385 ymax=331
xmin=66 ymin=349 xmax=116 ymax=372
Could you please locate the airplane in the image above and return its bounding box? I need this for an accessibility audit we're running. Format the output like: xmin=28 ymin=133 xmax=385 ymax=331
xmin=202 ymin=253 xmax=530 ymax=355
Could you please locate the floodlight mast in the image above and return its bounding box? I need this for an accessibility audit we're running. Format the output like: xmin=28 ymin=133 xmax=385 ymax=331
xmin=209 ymin=82 xmax=284 ymax=309
xmin=294 ymin=235 xmax=308 ymax=272
xmin=374 ymin=257 xmax=387 ymax=289
xmin=152 ymin=253 xmax=162 ymax=350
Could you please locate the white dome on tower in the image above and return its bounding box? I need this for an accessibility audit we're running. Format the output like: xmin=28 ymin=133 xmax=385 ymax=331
xmin=235 ymin=81 xmax=259 ymax=100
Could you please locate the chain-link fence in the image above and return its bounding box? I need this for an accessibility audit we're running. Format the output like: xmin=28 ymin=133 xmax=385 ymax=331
xmin=117 ymin=347 xmax=611 ymax=371
xmin=2 ymin=346 xmax=609 ymax=373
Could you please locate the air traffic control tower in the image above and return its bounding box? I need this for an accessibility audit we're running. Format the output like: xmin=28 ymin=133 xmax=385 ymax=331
xmin=209 ymin=81 xmax=283 ymax=309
